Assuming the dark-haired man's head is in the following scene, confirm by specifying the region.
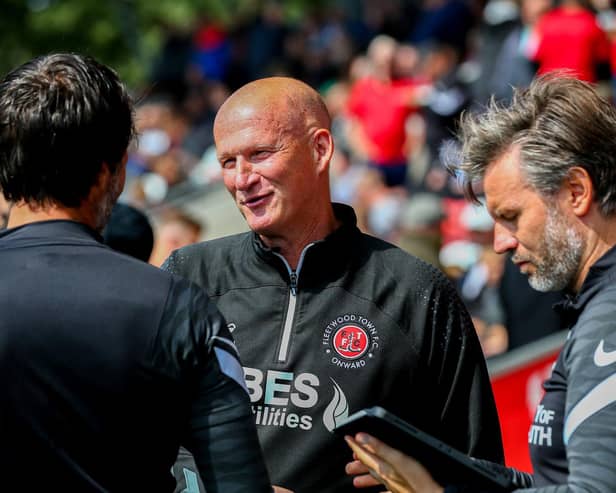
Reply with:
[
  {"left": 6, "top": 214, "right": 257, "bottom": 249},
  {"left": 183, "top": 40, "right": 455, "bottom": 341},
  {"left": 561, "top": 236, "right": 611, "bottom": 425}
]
[{"left": 0, "top": 53, "right": 134, "bottom": 230}]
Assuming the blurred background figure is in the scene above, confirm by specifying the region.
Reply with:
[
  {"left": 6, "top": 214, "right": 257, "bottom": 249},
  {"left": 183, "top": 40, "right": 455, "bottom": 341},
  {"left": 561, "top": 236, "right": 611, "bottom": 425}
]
[
  {"left": 460, "top": 247, "right": 509, "bottom": 358},
  {"left": 102, "top": 202, "right": 155, "bottom": 263},
  {"left": 346, "top": 35, "right": 427, "bottom": 188},
  {"left": 529, "top": 0, "right": 611, "bottom": 83},
  {"left": 395, "top": 192, "right": 445, "bottom": 269},
  {"left": 499, "top": 253, "right": 564, "bottom": 351},
  {"left": 149, "top": 209, "right": 203, "bottom": 267},
  {"left": 472, "top": 0, "right": 552, "bottom": 104},
  {"left": 353, "top": 167, "right": 406, "bottom": 241},
  {"left": 469, "top": 0, "right": 521, "bottom": 105}
]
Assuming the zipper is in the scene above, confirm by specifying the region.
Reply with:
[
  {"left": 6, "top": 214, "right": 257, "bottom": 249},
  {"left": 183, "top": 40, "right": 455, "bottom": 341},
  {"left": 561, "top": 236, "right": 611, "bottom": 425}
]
[{"left": 274, "top": 244, "right": 313, "bottom": 363}]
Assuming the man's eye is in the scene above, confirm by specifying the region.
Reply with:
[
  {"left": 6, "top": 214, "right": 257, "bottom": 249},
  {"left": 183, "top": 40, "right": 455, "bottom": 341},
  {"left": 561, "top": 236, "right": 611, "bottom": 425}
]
[
  {"left": 221, "top": 158, "right": 236, "bottom": 169},
  {"left": 253, "top": 150, "right": 271, "bottom": 160}
]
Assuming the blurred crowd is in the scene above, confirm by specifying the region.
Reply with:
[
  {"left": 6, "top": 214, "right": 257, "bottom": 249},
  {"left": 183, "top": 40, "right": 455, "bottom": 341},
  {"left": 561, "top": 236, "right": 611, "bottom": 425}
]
[{"left": 115, "top": 0, "right": 616, "bottom": 358}]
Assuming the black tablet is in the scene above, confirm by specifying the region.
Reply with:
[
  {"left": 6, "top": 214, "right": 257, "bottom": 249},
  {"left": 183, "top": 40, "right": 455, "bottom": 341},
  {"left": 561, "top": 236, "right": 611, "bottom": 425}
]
[{"left": 333, "top": 406, "right": 513, "bottom": 491}]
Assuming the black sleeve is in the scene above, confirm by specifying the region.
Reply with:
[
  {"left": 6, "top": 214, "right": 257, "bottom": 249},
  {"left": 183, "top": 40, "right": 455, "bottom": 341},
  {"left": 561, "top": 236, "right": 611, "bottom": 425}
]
[
  {"left": 520, "top": 289, "right": 616, "bottom": 493},
  {"left": 184, "top": 350, "right": 272, "bottom": 493},
  {"left": 426, "top": 274, "right": 505, "bottom": 464},
  {"left": 159, "top": 278, "right": 272, "bottom": 493}
]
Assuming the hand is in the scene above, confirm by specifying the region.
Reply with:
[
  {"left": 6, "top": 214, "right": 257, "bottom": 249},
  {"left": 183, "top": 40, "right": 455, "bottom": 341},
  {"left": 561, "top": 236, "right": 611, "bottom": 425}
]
[
  {"left": 344, "top": 433, "right": 444, "bottom": 493},
  {"left": 272, "top": 486, "right": 294, "bottom": 493},
  {"left": 345, "top": 455, "right": 382, "bottom": 489}
]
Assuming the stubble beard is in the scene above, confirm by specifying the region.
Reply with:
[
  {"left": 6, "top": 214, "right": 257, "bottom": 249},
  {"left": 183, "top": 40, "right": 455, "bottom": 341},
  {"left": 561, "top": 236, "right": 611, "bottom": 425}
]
[{"left": 524, "top": 207, "right": 584, "bottom": 292}]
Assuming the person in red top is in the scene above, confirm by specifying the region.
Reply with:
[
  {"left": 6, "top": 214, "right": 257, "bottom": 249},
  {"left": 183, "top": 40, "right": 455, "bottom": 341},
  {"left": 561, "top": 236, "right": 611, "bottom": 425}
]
[
  {"left": 529, "top": 0, "right": 611, "bottom": 82},
  {"left": 346, "top": 36, "right": 428, "bottom": 188}
]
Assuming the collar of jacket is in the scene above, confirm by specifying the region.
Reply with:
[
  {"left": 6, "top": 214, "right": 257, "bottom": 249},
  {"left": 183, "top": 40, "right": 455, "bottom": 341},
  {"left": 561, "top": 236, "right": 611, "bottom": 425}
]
[
  {"left": 0, "top": 219, "right": 104, "bottom": 246},
  {"left": 553, "top": 243, "right": 616, "bottom": 326},
  {"left": 249, "top": 203, "right": 361, "bottom": 283}
]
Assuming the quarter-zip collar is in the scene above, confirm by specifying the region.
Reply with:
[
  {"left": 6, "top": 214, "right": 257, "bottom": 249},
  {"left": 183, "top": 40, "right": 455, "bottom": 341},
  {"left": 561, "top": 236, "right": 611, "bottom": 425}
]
[
  {"left": 249, "top": 203, "right": 360, "bottom": 287},
  {"left": 554, "top": 244, "right": 616, "bottom": 329}
]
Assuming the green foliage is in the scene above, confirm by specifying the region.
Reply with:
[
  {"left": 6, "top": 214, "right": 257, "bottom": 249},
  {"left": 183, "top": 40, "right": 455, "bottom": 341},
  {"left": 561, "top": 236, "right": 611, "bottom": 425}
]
[
  {"left": 0, "top": 0, "right": 321, "bottom": 89},
  {"left": 1, "top": 0, "right": 145, "bottom": 86}
]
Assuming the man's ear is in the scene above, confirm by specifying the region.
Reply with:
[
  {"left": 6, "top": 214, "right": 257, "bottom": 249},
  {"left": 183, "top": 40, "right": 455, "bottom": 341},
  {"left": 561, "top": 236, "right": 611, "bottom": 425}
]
[
  {"left": 312, "top": 128, "right": 334, "bottom": 175},
  {"left": 97, "top": 152, "right": 128, "bottom": 196},
  {"left": 565, "top": 166, "right": 593, "bottom": 217}
]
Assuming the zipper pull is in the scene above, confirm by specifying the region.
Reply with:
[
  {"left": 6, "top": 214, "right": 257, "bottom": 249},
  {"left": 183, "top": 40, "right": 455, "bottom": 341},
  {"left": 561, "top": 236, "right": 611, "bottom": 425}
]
[{"left": 290, "top": 271, "right": 298, "bottom": 296}]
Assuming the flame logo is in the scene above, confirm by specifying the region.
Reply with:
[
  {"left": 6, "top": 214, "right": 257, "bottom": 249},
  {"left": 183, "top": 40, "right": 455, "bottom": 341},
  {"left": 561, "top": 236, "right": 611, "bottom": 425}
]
[{"left": 322, "top": 378, "right": 349, "bottom": 432}]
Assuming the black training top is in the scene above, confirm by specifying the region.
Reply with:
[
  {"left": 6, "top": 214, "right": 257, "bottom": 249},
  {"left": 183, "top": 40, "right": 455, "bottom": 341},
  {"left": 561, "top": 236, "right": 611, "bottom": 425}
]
[
  {"left": 0, "top": 220, "right": 271, "bottom": 492},
  {"left": 164, "top": 203, "right": 504, "bottom": 493},
  {"left": 523, "top": 245, "right": 616, "bottom": 492}
]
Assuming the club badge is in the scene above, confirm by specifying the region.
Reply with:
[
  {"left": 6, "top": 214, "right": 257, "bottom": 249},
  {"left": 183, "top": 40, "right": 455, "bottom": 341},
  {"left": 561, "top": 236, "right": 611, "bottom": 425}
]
[{"left": 322, "top": 314, "right": 380, "bottom": 369}]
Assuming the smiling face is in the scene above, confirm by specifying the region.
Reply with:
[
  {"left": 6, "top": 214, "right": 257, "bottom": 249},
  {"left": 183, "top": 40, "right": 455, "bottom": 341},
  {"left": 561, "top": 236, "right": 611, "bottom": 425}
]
[
  {"left": 484, "top": 146, "right": 584, "bottom": 292},
  {"left": 213, "top": 78, "right": 334, "bottom": 249}
]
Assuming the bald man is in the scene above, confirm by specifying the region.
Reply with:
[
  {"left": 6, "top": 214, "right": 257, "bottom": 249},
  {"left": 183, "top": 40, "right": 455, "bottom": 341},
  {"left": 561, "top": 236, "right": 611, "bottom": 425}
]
[{"left": 163, "top": 77, "right": 504, "bottom": 493}]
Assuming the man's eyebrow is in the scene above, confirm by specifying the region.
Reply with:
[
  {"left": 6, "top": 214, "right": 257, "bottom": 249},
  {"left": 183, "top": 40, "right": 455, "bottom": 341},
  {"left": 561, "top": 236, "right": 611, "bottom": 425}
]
[{"left": 492, "top": 205, "right": 518, "bottom": 219}]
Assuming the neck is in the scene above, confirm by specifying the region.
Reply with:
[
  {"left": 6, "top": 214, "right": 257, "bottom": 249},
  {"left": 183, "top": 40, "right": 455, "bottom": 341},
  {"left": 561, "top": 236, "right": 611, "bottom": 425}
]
[
  {"left": 260, "top": 206, "right": 341, "bottom": 270},
  {"left": 7, "top": 201, "right": 99, "bottom": 231},
  {"left": 573, "top": 213, "right": 616, "bottom": 292}
]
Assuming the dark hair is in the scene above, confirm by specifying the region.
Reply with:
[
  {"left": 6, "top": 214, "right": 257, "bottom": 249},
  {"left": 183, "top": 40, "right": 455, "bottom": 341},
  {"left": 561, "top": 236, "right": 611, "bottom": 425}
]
[
  {"left": 0, "top": 52, "right": 134, "bottom": 207},
  {"left": 452, "top": 73, "right": 616, "bottom": 216}
]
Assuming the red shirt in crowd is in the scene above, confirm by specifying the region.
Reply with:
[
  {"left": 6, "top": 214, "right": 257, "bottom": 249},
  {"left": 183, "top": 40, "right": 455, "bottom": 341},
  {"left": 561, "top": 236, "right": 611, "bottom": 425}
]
[
  {"left": 530, "top": 6, "right": 610, "bottom": 82},
  {"left": 346, "top": 77, "right": 420, "bottom": 164}
]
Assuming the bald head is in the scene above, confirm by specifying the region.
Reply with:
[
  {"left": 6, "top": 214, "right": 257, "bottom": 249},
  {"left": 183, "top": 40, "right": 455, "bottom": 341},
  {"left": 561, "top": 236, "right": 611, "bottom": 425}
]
[
  {"left": 212, "top": 76, "right": 337, "bottom": 260},
  {"left": 214, "top": 77, "right": 331, "bottom": 136}
]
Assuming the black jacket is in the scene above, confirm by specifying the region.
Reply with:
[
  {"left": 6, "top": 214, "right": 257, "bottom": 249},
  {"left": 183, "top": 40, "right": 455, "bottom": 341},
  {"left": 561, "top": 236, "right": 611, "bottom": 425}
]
[
  {"left": 525, "top": 245, "right": 616, "bottom": 492},
  {"left": 164, "top": 204, "right": 504, "bottom": 493},
  {"left": 0, "top": 220, "right": 271, "bottom": 492}
]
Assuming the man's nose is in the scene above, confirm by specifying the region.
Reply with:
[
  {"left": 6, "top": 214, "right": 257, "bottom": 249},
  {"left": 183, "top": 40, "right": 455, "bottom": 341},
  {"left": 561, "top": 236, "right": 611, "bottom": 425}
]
[
  {"left": 493, "top": 222, "right": 518, "bottom": 254},
  {"left": 235, "top": 158, "right": 258, "bottom": 190}
]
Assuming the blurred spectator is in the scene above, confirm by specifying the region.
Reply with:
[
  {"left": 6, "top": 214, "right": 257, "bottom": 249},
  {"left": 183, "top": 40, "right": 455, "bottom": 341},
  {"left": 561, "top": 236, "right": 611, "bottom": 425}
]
[
  {"left": 415, "top": 42, "right": 471, "bottom": 195},
  {"left": 395, "top": 192, "right": 445, "bottom": 268},
  {"left": 245, "top": 1, "right": 288, "bottom": 80},
  {"left": 346, "top": 35, "right": 427, "bottom": 187},
  {"left": 438, "top": 239, "right": 482, "bottom": 280},
  {"left": 149, "top": 209, "right": 203, "bottom": 267},
  {"left": 409, "top": 0, "right": 476, "bottom": 58},
  {"left": 323, "top": 79, "right": 353, "bottom": 157},
  {"left": 148, "top": 22, "right": 193, "bottom": 101},
  {"left": 460, "top": 199, "right": 495, "bottom": 246},
  {"left": 124, "top": 96, "right": 194, "bottom": 205},
  {"left": 529, "top": 0, "right": 611, "bottom": 82},
  {"left": 593, "top": 0, "right": 616, "bottom": 98},
  {"left": 102, "top": 203, "right": 154, "bottom": 263},
  {"left": 488, "top": 0, "right": 552, "bottom": 102},
  {"left": 438, "top": 200, "right": 494, "bottom": 278},
  {"left": 460, "top": 247, "right": 509, "bottom": 358},
  {"left": 448, "top": 202, "right": 508, "bottom": 357},
  {"left": 181, "top": 81, "right": 230, "bottom": 160},
  {"left": 189, "top": 18, "right": 231, "bottom": 83},
  {"left": 499, "top": 252, "right": 564, "bottom": 350},
  {"left": 353, "top": 167, "right": 406, "bottom": 240},
  {"left": 469, "top": 0, "right": 522, "bottom": 104},
  {"left": 329, "top": 148, "right": 368, "bottom": 206}
]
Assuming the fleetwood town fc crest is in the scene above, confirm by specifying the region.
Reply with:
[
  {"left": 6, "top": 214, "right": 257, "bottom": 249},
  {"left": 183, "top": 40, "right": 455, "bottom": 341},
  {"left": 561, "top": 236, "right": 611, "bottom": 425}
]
[{"left": 322, "top": 314, "right": 380, "bottom": 369}]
